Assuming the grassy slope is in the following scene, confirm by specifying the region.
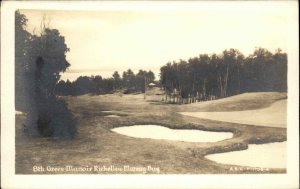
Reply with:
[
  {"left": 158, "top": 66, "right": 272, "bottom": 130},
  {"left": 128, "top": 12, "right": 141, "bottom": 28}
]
[
  {"left": 15, "top": 91, "right": 287, "bottom": 174},
  {"left": 179, "top": 92, "right": 287, "bottom": 112}
]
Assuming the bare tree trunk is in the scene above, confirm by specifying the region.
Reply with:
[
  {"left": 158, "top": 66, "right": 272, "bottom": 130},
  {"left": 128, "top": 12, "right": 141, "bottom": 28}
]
[
  {"left": 224, "top": 65, "right": 229, "bottom": 97},
  {"left": 203, "top": 78, "right": 207, "bottom": 100},
  {"left": 218, "top": 76, "right": 223, "bottom": 97},
  {"left": 164, "top": 87, "right": 168, "bottom": 102},
  {"left": 237, "top": 65, "right": 241, "bottom": 94},
  {"left": 144, "top": 76, "right": 146, "bottom": 100}
]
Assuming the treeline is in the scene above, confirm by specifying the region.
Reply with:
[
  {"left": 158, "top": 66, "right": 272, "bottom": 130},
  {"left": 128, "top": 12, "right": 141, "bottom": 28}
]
[
  {"left": 15, "top": 11, "right": 76, "bottom": 138},
  {"left": 160, "top": 48, "right": 287, "bottom": 103},
  {"left": 55, "top": 69, "right": 156, "bottom": 96}
]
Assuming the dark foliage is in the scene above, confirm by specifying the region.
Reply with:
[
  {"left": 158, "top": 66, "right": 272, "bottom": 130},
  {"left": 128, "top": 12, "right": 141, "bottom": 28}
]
[
  {"left": 15, "top": 11, "right": 76, "bottom": 139},
  {"left": 55, "top": 69, "right": 156, "bottom": 96},
  {"left": 160, "top": 48, "right": 287, "bottom": 103}
]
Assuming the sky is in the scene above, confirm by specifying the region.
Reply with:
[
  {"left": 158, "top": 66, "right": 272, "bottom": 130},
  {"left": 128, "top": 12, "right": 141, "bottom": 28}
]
[{"left": 20, "top": 2, "right": 292, "bottom": 81}]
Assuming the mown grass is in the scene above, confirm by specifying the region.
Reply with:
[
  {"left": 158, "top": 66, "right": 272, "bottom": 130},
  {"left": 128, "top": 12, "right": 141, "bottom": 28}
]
[{"left": 15, "top": 91, "right": 287, "bottom": 174}]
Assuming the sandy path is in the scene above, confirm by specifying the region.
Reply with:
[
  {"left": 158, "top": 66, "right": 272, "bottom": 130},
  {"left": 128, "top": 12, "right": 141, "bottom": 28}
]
[{"left": 180, "top": 100, "right": 287, "bottom": 128}]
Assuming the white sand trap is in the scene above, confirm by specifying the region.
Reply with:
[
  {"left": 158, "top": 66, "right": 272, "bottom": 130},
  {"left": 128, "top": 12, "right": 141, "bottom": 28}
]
[
  {"left": 15, "top": 111, "right": 24, "bottom": 115},
  {"left": 111, "top": 125, "right": 233, "bottom": 143},
  {"left": 205, "top": 142, "right": 286, "bottom": 168},
  {"left": 105, "top": 115, "right": 120, "bottom": 118},
  {"left": 180, "top": 100, "right": 286, "bottom": 127}
]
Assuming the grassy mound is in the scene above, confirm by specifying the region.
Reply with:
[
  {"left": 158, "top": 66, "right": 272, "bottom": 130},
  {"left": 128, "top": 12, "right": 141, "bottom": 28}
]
[{"left": 181, "top": 92, "right": 287, "bottom": 112}]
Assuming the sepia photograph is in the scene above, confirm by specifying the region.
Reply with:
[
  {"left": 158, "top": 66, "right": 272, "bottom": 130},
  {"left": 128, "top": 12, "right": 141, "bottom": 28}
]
[{"left": 1, "top": 1, "right": 299, "bottom": 188}]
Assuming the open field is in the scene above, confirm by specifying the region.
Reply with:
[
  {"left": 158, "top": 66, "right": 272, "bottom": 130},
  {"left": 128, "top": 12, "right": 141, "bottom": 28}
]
[{"left": 15, "top": 90, "right": 287, "bottom": 174}]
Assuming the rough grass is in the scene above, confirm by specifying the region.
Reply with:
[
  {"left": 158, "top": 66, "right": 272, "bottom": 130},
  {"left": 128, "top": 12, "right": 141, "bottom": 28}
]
[
  {"left": 15, "top": 91, "right": 287, "bottom": 174},
  {"left": 180, "top": 92, "right": 287, "bottom": 112}
]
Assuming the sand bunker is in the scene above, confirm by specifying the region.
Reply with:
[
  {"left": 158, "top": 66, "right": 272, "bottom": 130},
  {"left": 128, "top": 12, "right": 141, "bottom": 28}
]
[
  {"left": 111, "top": 125, "right": 233, "bottom": 142},
  {"left": 180, "top": 100, "right": 286, "bottom": 128},
  {"left": 15, "top": 111, "right": 24, "bottom": 115},
  {"left": 105, "top": 115, "right": 121, "bottom": 118},
  {"left": 205, "top": 141, "right": 286, "bottom": 168}
]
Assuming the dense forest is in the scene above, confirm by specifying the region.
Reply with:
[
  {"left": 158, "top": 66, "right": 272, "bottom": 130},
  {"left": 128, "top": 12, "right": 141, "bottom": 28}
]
[
  {"left": 55, "top": 70, "right": 156, "bottom": 96},
  {"left": 15, "top": 11, "right": 76, "bottom": 138},
  {"left": 56, "top": 47, "right": 287, "bottom": 105},
  {"left": 160, "top": 48, "right": 287, "bottom": 103}
]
